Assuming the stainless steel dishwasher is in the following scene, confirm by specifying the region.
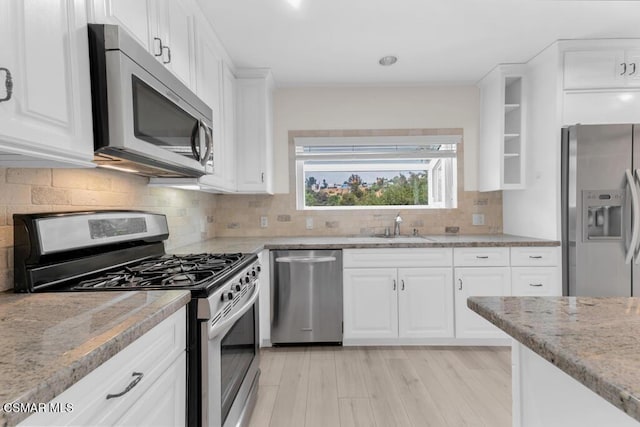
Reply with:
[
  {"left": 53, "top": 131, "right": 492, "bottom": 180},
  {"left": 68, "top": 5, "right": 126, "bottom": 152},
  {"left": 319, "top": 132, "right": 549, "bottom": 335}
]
[{"left": 270, "top": 249, "right": 343, "bottom": 345}]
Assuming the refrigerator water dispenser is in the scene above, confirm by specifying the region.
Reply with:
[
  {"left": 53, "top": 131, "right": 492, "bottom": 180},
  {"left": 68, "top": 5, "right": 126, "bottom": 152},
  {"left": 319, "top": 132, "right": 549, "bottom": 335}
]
[{"left": 582, "top": 190, "right": 624, "bottom": 241}]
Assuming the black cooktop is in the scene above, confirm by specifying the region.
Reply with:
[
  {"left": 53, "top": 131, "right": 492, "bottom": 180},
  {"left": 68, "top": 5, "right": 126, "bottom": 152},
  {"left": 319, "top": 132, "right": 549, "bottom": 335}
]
[{"left": 70, "top": 252, "right": 255, "bottom": 296}]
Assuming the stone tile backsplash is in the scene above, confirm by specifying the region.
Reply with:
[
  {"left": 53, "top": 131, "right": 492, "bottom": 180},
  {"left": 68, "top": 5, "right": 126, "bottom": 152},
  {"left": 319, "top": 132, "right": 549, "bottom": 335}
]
[{"left": 0, "top": 167, "right": 217, "bottom": 292}]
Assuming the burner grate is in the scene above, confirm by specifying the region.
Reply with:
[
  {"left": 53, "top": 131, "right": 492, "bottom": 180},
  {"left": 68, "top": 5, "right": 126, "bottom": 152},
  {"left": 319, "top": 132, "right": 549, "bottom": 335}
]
[{"left": 72, "top": 253, "right": 246, "bottom": 290}]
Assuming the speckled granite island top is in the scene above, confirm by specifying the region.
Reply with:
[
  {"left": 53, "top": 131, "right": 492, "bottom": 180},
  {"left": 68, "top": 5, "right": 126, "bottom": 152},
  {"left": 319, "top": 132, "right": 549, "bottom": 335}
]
[
  {"left": 0, "top": 290, "right": 190, "bottom": 427},
  {"left": 172, "top": 234, "right": 559, "bottom": 254},
  {"left": 468, "top": 296, "right": 640, "bottom": 423}
]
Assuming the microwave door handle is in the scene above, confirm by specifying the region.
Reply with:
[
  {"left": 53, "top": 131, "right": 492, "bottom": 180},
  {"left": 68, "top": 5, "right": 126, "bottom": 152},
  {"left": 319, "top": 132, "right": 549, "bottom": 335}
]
[
  {"left": 201, "top": 122, "right": 213, "bottom": 166},
  {"left": 190, "top": 121, "right": 201, "bottom": 161},
  {"left": 626, "top": 169, "right": 640, "bottom": 264}
]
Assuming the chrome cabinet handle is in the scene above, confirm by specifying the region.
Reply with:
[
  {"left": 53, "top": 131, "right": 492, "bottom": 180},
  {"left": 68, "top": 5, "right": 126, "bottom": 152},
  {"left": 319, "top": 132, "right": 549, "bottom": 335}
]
[
  {"left": 476, "top": 255, "right": 489, "bottom": 259},
  {"left": 529, "top": 283, "right": 543, "bottom": 287},
  {"left": 630, "top": 63, "right": 637, "bottom": 76},
  {"left": 0, "top": 68, "right": 13, "bottom": 103},
  {"left": 393, "top": 279, "right": 396, "bottom": 291},
  {"left": 401, "top": 280, "right": 405, "bottom": 291},
  {"left": 529, "top": 255, "right": 542, "bottom": 259},
  {"left": 106, "top": 372, "right": 143, "bottom": 399},
  {"left": 153, "top": 37, "right": 163, "bottom": 56},
  {"left": 162, "top": 46, "right": 171, "bottom": 64},
  {"left": 261, "top": 172, "right": 265, "bottom": 183},
  {"left": 621, "top": 63, "right": 628, "bottom": 75},
  {"left": 458, "top": 278, "right": 463, "bottom": 290}
]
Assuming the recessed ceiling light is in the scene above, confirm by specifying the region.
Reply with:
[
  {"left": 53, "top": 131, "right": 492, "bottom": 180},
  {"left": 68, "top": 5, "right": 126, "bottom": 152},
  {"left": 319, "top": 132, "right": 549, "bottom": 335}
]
[
  {"left": 287, "top": 0, "right": 302, "bottom": 8},
  {"left": 379, "top": 55, "right": 398, "bottom": 66}
]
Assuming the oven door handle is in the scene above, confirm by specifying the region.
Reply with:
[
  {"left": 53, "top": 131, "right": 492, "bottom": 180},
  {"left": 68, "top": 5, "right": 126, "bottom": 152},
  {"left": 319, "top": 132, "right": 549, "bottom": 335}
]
[{"left": 208, "top": 283, "right": 259, "bottom": 340}]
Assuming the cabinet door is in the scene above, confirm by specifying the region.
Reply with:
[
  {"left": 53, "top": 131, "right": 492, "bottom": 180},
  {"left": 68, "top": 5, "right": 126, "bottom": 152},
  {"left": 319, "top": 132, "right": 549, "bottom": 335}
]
[
  {"left": 564, "top": 50, "right": 626, "bottom": 90},
  {"left": 454, "top": 267, "right": 510, "bottom": 339},
  {"left": 89, "top": 0, "right": 155, "bottom": 53},
  {"left": 114, "top": 352, "right": 186, "bottom": 427},
  {"left": 222, "top": 64, "right": 237, "bottom": 189},
  {"left": 158, "top": 0, "right": 196, "bottom": 89},
  {"left": 398, "top": 268, "right": 454, "bottom": 339},
  {"left": 235, "top": 72, "right": 274, "bottom": 194},
  {"left": 625, "top": 50, "right": 640, "bottom": 87},
  {"left": 343, "top": 268, "right": 397, "bottom": 340},
  {"left": 0, "top": 0, "right": 94, "bottom": 167},
  {"left": 195, "top": 20, "right": 226, "bottom": 188}
]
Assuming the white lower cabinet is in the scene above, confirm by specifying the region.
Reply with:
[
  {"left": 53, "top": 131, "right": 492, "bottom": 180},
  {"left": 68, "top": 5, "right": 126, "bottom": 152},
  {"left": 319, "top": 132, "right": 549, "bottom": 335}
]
[
  {"left": 398, "top": 268, "right": 454, "bottom": 339},
  {"left": 343, "top": 267, "right": 454, "bottom": 341},
  {"left": 453, "top": 267, "right": 511, "bottom": 339},
  {"left": 343, "top": 249, "right": 454, "bottom": 343},
  {"left": 19, "top": 307, "right": 187, "bottom": 427},
  {"left": 343, "top": 268, "right": 398, "bottom": 340}
]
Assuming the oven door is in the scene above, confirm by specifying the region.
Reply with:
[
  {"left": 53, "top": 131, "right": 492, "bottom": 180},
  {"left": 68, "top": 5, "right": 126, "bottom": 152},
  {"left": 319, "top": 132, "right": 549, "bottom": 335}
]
[{"left": 204, "top": 289, "right": 260, "bottom": 427}]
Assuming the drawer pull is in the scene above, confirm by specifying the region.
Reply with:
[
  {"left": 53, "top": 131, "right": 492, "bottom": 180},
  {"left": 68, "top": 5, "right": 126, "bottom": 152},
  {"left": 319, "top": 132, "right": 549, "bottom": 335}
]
[
  {"left": 475, "top": 255, "right": 489, "bottom": 259},
  {"left": 458, "top": 278, "right": 463, "bottom": 290},
  {"left": 529, "top": 283, "right": 544, "bottom": 287},
  {"left": 529, "top": 255, "right": 543, "bottom": 259},
  {"left": 106, "top": 372, "right": 144, "bottom": 400}
]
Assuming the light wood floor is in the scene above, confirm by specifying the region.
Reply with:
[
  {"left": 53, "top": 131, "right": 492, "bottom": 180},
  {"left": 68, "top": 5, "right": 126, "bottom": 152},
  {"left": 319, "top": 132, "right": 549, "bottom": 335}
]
[{"left": 247, "top": 346, "right": 511, "bottom": 427}]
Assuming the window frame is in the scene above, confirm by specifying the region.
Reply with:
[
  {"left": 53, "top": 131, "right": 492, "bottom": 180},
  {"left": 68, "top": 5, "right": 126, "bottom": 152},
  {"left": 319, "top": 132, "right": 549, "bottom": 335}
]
[{"left": 293, "top": 133, "right": 460, "bottom": 211}]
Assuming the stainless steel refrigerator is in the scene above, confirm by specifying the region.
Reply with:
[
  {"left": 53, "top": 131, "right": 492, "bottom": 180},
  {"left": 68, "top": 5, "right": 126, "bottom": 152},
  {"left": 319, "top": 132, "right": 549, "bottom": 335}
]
[{"left": 562, "top": 124, "right": 640, "bottom": 296}]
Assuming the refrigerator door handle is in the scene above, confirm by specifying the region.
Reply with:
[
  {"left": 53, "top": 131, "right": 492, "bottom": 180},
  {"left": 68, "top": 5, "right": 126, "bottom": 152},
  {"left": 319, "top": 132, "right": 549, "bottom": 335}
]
[
  {"left": 634, "top": 169, "right": 640, "bottom": 264},
  {"left": 625, "top": 169, "right": 640, "bottom": 264}
]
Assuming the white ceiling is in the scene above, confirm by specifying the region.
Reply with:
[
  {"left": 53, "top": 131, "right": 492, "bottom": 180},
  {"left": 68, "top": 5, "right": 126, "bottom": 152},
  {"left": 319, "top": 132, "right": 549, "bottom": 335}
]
[{"left": 197, "top": 0, "right": 640, "bottom": 86}]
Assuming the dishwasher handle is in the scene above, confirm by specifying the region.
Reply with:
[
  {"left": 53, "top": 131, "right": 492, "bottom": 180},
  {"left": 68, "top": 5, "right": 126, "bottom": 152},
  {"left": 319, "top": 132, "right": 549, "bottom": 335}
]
[{"left": 275, "top": 256, "right": 337, "bottom": 263}]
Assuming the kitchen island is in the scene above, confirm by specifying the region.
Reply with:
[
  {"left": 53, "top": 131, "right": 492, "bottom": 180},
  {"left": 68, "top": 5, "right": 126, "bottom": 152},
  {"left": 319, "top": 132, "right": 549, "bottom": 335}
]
[
  {"left": 0, "top": 290, "right": 190, "bottom": 426},
  {"left": 468, "top": 296, "right": 640, "bottom": 427}
]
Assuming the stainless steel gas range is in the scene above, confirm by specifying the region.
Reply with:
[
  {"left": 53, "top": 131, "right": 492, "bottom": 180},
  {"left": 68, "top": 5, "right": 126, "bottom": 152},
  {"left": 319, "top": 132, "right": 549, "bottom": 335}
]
[{"left": 13, "top": 210, "right": 260, "bottom": 427}]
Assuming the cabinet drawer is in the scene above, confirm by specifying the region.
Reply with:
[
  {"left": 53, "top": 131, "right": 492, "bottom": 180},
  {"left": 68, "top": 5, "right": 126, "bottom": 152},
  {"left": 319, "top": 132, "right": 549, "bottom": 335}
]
[
  {"left": 512, "top": 267, "right": 560, "bottom": 296},
  {"left": 20, "top": 307, "right": 186, "bottom": 426},
  {"left": 453, "top": 248, "right": 509, "bottom": 267},
  {"left": 343, "top": 248, "right": 453, "bottom": 268},
  {"left": 511, "top": 246, "right": 559, "bottom": 266}
]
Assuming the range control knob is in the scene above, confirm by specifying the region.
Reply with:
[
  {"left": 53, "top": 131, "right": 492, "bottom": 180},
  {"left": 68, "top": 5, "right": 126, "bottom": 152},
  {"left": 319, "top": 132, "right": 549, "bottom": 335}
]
[
  {"left": 256, "top": 265, "right": 262, "bottom": 273},
  {"left": 233, "top": 283, "right": 242, "bottom": 292},
  {"left": 221, "top": 291, "right": 234, "bottom": 302},
  {"left": 250, "top": 270, "right": 257, "bottom": 277}
]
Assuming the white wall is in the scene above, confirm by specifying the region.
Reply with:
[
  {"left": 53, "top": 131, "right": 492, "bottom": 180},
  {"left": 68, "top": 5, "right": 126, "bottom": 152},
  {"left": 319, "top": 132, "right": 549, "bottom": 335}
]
[
  {"left": 503, "top": 46, "right": 563, "bottom": 240},
  {"left": 272, "top": 86, "right": 480, "bottom": 193}
]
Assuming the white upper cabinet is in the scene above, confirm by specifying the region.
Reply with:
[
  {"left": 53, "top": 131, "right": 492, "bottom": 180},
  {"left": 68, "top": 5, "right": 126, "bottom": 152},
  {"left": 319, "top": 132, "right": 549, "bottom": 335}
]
[
  {"left": 235, "top": 69, "right": 275, "bottom": 194},
  {"left": 564, "top": 48, "right": 640, "bottom": 90},
  {"left": 89, "top": 0, "right": 155, "bottom": 52},
  {"left": 194, "top": 16, "right": 230, "bottom": 191},
  {"left": 478, "top": 64, "right": 526, "bottom": 192},
  {"left": 154, "top": 0, "right": 197, "bottom": 89},
  {"left": 0, "top": 0, "right": 95, "bottom": 167},
  {"left": 89, "top": 0, "right": 197, "bottom": 89}
]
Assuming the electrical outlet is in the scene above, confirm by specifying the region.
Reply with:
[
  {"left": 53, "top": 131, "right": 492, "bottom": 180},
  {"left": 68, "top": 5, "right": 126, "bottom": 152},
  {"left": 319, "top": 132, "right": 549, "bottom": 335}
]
[
  {"left": 306, "top": 217, "right": 313, "bottom": 230},
  {"left": 260, "top": 216, "right": 268, "bottom": 228},
  {"left": 472, "top": 213, "right": 485, "bottom": 226}
]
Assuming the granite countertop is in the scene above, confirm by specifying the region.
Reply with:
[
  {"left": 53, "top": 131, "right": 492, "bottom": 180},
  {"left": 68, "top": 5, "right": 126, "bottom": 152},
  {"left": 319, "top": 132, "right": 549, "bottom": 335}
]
[
  {"left": 0, "top": 290, "right": 190, "bottom": 427},
  {"left": 467, "top": 296, "right": 640, "bottom": 423},
  {"left": 171, "top": 234, "right": 559, "bottom": 254}
]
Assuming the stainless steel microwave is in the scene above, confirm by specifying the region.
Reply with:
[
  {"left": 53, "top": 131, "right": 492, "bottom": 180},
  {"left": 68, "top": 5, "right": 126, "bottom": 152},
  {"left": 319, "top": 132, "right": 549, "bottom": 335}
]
[{"left": 87, "top": 24, "right": 213, "bottom": 177}]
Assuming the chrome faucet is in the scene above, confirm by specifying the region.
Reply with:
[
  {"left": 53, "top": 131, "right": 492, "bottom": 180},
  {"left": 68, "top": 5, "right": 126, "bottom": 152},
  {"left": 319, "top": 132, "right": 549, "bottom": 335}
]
[{"left": 394, "top": 213, "right": 403, "bottom": 236}]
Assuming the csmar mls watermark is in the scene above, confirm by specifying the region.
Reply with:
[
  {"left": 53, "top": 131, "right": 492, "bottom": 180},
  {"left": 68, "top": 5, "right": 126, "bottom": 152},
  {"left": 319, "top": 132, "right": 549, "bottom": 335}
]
[{"left": 2, "top": 402, "right": 74, "bottom": 414}]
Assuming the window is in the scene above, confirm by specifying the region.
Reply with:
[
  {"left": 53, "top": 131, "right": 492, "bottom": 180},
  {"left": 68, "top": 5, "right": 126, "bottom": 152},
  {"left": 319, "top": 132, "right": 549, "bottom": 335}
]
[{"left": 294, "top": 134, "right": 459, "bottom": 210}]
